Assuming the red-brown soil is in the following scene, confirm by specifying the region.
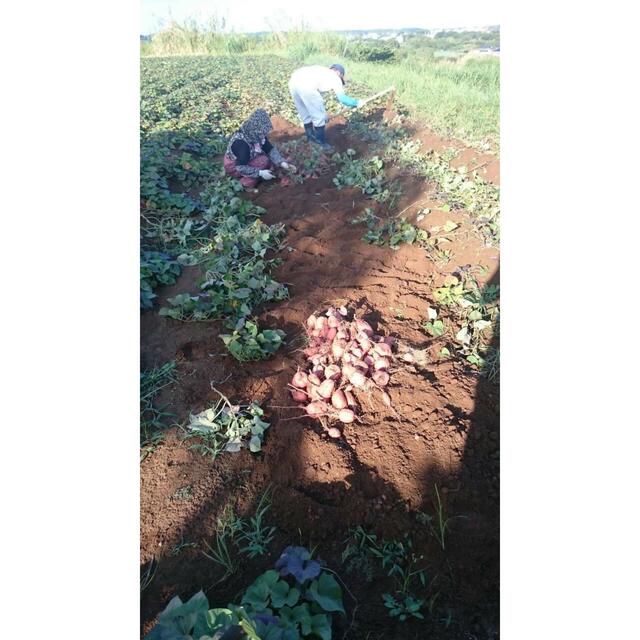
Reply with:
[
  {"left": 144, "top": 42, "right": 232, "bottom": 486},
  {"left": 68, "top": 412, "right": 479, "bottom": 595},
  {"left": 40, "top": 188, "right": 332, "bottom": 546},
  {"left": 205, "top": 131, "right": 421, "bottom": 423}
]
[
  {"left": 140, "top": 113, "right": 499, "bottom": 639},
  {"left": 409, "top": 125, "right": 499, "bottom": 186}
]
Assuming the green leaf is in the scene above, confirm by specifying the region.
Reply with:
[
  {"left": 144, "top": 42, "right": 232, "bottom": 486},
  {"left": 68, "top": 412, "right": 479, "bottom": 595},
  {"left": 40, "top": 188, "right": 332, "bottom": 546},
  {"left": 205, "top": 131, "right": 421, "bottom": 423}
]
[
  {"left": 261, "top": 330, "right": 283, "bottom": 343},
  {"left": 443, "top": 220, "right": 458, "bottom": 233},
  {"left": 249, "top": 435, "right": 262, "bottom": 452},
  {"left": 285, "top": 587, "right": 301, "bottom": 608},
  {"left": 429, "top": 319, "right": 445, "bottom": 336},
  {"left": 271, "top": 579, "right": 296, "bottom": 608},
  {"left": 251, "top": 417, "right": 270, "bottom": 435},
  {"left": 233, "top": 288, "right": 252, "bottom": 299},
  {"left": 291, "top": 603, "right": 312, "bottom": 624},
  {"left": 177, "top": 253, "right": 199, "bottom": 266},
  {"left": 151, "top": 590, "right": 210, "bottom": 638},
  {"left": 159, "top": 307, "right": 181, "bottom": 319},
  {"left": 252, "top": 414, "right": 269, "bottom": 427},
  {"left": 306, "top": 573, "right": 345, "bottom": 614},
  {"left": 203, "top": 608, "right": 237, "bottom": 635},
  {"left": 166, "top": 293, "right": 193, "bottom": 306},
  {"left": 242, "top": 570, "right": 279, "bottom": 611},
  {"left": 309, "top": 613, "right": 332, "bottom": 640}
]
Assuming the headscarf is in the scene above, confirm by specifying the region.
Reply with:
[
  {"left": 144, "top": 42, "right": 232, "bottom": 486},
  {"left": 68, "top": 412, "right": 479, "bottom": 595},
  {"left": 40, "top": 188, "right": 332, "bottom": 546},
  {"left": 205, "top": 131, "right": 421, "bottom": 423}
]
[
  {"left": 239, "top": 109, "right": 272, "bottom": 143},
  {"left": 226, "top": 109, "right": 273, "bottom": 161}
]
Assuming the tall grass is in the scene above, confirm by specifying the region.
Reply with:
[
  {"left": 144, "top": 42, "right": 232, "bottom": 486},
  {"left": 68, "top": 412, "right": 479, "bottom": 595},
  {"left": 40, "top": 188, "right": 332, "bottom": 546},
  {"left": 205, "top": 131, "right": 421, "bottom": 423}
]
[
  {"left": 142, "top": 20, "right": 254, "bottom": 55},
  {"left": 307, "top": 53, "right": 499, "bottom": 150},
  {"left": 142, "top": 21, "right": 347, "bottom": 60}
]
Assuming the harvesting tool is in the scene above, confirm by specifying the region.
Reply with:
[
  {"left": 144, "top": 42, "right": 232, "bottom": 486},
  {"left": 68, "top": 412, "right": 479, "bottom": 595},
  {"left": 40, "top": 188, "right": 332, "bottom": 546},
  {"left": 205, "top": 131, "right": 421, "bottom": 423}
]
[
  {"left": 326, "top": 86, "right": 396, "bottom": 123},
  {"left": 356, "top": 85, "right": 396, "bottom": 111}
]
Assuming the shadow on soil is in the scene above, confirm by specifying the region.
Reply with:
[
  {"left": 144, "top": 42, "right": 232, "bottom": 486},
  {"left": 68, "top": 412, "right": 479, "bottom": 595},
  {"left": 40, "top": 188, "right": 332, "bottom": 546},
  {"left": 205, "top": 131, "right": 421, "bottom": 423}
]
[{"left": 140, "top": 112, "right": 499, "bottom": 640}]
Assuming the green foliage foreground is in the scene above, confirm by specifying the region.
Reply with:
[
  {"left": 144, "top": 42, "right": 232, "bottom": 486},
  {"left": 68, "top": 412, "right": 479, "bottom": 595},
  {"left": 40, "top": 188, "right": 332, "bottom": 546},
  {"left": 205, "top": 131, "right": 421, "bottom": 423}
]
[{"left": 145, "top": 546, "right": 344, "bottom": 640}]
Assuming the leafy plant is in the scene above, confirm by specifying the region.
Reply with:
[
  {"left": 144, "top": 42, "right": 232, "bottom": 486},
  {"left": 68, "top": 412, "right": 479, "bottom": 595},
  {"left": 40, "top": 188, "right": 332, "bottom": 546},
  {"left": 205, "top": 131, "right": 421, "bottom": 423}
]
[
  {"left": 220, "top": 318, "right": 286, "bottom": 362},
  {"left": 237, "top": 489, "right": 277, "bottom": 558},
  {"left": 351, "top": 208, "right": 427, "bottom": 250},
  {"left": 341, "top": 529, "right": 376, "bottom": 582},
  {"left": 275, "top": 547, "right": 322, "bottom": 583},
  {"left": 349, "top": 207, "right": 379, "bottom": 228},
  {"left": 152, "top": 545, "right": 345, "bottom": 640},
  {"left": 278, "top": 139, "right": 332, "bottom": 182},
  {"left": 418, "top": 220, "right": 459, "bottom": 266},
  {"left": 145, "top": 590, "right": 211, "bottom": 639},
  {"left": 203, "top": 491, "right": 277, "bottom": 584},
  {"left": 372, "top": 537, "right": 427, "bottom": 596},
  {"left": 433, "top": 274, "right": 465, "bottom": 307},
  {"left": 160, "top": 259, "right": 288, "bottom": 323},
  {"left": 382, "top": 593, "right": 425, "bottom": 622},
  {"left": 170, "top": 535, "right": 199, "bottom": 557},
  {"left": 342, "top": 527, "right": 428, "bottom": 623},
  {"left": 147, "top": 173, "right": 288, "bottom": 328},
  {"left": 416, "top": 485, "right": 455, "bottom": 551},
  {"left": 345, "top": 113, "right": 408, "bottom": 147},
  {"left": 333, "top": 150, "right": 387, "bottom": 198},
  {"left": 483, "top": 345, "right": 500, "bottom": 383},
  {"left": 184, "top": 388, "right": 271, "bottom": 459},
  {"left": 345, "top": 40, "right": 398, "bottom": 63},
  {"left": 422, "top": 307, "right": 446, "bottom": 337},
  {"left": 202, "top": 504, "right": 243, "bottom": 581},
  {"left": 365, "top": 218, "right": 421, "bottom": 249},
  {"left": 432, "top": 273, "right": 500, "bottom": 371},
  {"left": 159, "top": 212, "right": 288, "bottom": 318},
  {"left": 141, "top": 250, "right": 182, "bottom": 309},
  {"left": 144, "top": 589, "right": 258, "bottom": 640},
  {"left": 140, "top": 360, "right": 178, "bottom": 453},
  {"left": 386, "top": 140, "right": 500, "bottom": 245},
  {"left": 241, "top": 553, "right": 345, "bottom": 639}
]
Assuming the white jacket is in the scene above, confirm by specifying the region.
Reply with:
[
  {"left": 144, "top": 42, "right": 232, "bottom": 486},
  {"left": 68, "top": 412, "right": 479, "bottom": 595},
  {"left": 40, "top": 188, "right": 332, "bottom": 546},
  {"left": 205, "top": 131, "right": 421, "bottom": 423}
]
[{"left": 289, "top": 65, "right": 344, "bottom": 94}]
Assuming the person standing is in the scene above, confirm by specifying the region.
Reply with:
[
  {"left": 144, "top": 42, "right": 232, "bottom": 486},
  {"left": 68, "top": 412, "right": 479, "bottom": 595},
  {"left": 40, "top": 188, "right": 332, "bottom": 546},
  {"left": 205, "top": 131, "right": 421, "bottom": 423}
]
[
  {"left": 223, "top": 109, "right": 296, "bottom": 189},
  {"left": 288, "top": 64, "right": 362, "bottom": 151}
]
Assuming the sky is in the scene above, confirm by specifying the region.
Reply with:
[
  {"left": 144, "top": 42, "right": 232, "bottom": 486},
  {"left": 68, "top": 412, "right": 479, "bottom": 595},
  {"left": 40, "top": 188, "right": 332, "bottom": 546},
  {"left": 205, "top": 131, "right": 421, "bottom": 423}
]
[{"left": 141, "top": 0, "right": 500, "bottom": 35}]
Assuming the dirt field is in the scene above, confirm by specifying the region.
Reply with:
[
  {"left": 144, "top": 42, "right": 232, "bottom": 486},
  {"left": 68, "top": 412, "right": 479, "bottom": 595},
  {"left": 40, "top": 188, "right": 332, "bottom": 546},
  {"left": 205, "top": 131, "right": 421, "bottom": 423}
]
[{"left": 141, "top": 112, "right": 500, "bottom": 639}]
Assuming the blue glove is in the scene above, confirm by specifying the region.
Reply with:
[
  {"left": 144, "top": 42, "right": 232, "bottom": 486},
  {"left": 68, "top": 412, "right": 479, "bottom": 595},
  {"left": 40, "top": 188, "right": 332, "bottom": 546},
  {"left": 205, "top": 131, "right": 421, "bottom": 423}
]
[{"left": 337, "top": 92, "right": 359, "bottom": 108}]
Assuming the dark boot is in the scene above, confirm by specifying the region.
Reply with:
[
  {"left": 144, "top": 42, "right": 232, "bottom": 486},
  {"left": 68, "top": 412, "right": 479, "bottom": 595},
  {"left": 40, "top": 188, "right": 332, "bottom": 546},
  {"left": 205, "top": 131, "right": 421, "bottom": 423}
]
[
  {"left": 311, "top": 125, "right": 333, "bottom": 152},
  {"left": 303, "top": 122, "right": 315, "bottom": 141}
]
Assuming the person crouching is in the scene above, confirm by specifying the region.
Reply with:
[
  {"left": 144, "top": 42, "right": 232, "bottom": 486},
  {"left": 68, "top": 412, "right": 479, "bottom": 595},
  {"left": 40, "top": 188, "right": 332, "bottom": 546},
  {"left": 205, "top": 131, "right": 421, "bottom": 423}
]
[{"left": 223, "top": 109, "right": 296, "bottom": 189}]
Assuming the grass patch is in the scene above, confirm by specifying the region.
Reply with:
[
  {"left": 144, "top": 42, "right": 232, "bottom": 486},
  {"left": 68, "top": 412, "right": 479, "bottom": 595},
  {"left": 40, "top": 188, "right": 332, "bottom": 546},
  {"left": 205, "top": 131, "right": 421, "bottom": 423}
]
[
  {"left": 140, "top": 361, "right": 179, "bottom": 457},
  {"left": 306, "top": 53, "right": 499, "bottom": 151},
  {"left": 202, "top": 488, "right": 277, "bottom": 581}
]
